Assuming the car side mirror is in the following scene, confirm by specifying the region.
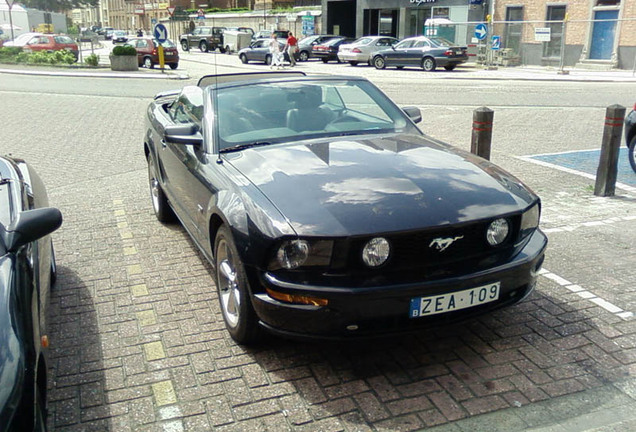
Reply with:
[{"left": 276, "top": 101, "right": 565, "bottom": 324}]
[
  {"left": 164, "top": 123, "right": 203, "bottom": 146},
  {"left": 402, "top": 106, "right": 422, "bottom": 124},
  {"left": 1, "top": 207, "right": 63, "bottom": 253}
]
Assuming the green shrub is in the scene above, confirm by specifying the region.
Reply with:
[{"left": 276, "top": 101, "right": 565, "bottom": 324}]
[
  {"left": 111, "top": 45, "right": 137, "bottom": 56},
  {"left": 0, "top": 47, "right": 23, "bottom": 59},
  {"left": 84, "top": 53, "right": 99, "bottom": 66}
]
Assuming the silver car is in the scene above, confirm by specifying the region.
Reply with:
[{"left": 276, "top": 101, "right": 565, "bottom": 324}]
[{"left": 337, "top": 36, "right": 399, "bottom": 66}]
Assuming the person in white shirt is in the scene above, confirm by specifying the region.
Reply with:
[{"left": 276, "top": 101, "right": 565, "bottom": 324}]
[{"left": 268, "top": 34, "right": 284, "bottom": 69}]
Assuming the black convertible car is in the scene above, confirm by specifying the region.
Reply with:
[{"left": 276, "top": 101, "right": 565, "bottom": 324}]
[
  {"left": 0, "top": 155, "right": 62, "bottom": 430},
  {"left": 144, "top": 72, "right": 547, "bottom": 343}
]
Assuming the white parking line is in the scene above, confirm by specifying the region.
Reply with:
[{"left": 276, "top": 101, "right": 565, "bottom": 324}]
[{"left": 539, "top": 268, "right": 633, "bottom": 320}]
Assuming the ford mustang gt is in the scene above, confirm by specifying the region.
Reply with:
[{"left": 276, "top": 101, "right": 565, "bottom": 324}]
[{"left": 144, "top": 72, "right": 547, "bottom": 343}]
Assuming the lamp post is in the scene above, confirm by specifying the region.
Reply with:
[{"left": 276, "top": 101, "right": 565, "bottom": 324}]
[{"left": 5, "top": 0, "right": 15, "bottom": 42}]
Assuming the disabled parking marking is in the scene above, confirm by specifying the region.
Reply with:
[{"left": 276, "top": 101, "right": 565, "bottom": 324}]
[
  {"left": 539, "top": 268, "right": 633, "bottom": 320},
  {"left": 518, "top": 148, "right": 636, "bottom": 193}
]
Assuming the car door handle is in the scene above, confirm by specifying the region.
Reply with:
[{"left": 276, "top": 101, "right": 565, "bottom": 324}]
[{"left": 160, "top": 139, "right": 167, "bottom": 148}]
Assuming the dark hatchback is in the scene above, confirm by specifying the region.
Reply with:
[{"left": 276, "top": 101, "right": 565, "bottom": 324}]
[
  {"left": 0, "top": 156, "right": 62, "bottom": 430},
  {"left": 144, "top": 72, "right": 547, "bottom": 343},
  {"left": 373, "top": 36, "right": 468, "bottom": 71},
  {"left": 311, "top": 37, "right": 355, "bottom": 63}
]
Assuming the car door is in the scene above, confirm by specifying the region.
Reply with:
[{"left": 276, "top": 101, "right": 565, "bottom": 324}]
[
  {"left": 384, "top": 39, "right": 413, "bottom": 65},
  {"left": 189, "top": 27, "right": 201, "bottom": 48},
  {"left": 252, "top": 40, "right": 267, "bottom": 62},
  {"left": 411, "top": 39, "right": 432, "bottom": 66}
]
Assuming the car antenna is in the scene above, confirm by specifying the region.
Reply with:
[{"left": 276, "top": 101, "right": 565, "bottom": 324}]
[{"left": 212, "top": 16, "right": 223, "bottom": 165}]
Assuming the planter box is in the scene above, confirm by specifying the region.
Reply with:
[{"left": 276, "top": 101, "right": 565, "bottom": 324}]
[{"left": 109, "top": 55, "right": 138, "bottom": 71}]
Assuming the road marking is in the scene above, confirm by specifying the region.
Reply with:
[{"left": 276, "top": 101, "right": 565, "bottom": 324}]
[
  {"left": 152, "top": 380, "right": 178, "bottom": 406},
  {"left": 539, "top": 268, "right": 633, "bottom": 320}
]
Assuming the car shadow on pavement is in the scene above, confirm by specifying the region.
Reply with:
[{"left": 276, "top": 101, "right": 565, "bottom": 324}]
[
  {"left": 241, "top": 283, "right": 632, "bottom": 429},
  {"left": 46, "top": 265, "right": 112, "bottom": 431}
]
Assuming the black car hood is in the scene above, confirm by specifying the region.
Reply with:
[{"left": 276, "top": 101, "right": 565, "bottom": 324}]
[{"left": 225, "top": 134, "right": 536, "bottom": 237}]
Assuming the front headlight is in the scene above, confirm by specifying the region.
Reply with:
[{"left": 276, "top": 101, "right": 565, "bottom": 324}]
[
  {"left": 362, "top": 237, "right": 390, "bottom": 267},
  {"left": 273, "top": 239, "right": 333, "bottom": 270},
  {"left": 520, "top": 203, "right": 540, "bottom": 239},
  {"left": 486, "top": 218, "right": 510, "bottom": 246}
]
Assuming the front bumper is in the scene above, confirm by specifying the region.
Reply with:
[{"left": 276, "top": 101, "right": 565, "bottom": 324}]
[{"left": 250, "top": 229, "right": 547, "bottom": 340}]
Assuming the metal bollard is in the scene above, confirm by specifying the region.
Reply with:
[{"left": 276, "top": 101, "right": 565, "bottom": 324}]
[
  {"left": 471, "top": 107, "right": 494, "bottom": 160},
  {"left": 594, "top": 104, "right": 625, "bottom": 197}
]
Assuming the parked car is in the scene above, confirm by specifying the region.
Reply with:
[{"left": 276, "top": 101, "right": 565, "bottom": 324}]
[
  {"left": 179, "top": 26, "right": 226, "bottom": 53},
  {"left": 127, "top": 37, "right": 179, "bottom": 69},
  {"left": 111, "top": 30, "right": 128, "bottom": 43},
  {"left": 144, "top": 72, "right": 547, "bottom": 343},
  {"left": 22, "top": 34, "right": 79, "bottom": 60},
  {"left": 338, "top": 35, "right": 399, "bottom": 66},
  {"left": 626, "top": 102, "right": 636, "bottom": 172},
  {"left": 3, "top": 32, "right": 42, "bottom": 47},
  {"left": 238, "top": 38, "right": 294, "bottom": 65},
  {"left": 104, "top": 28, "right": 115, "bottom": 40},
  {"left": 296, "top": 34, "right": 338, "bottom": 61},
  {"left": 372, "top": 36, "right": 468, "bottom": 71},
  {"left": 311, "top": 37, "right": 355, "bottom": 63},
  {"left": 0, "top": 155, "right": 62, "bottom": 430}
]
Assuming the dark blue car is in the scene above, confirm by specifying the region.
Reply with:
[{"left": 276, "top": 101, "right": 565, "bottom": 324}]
[
  {"left": 373, "top": 36, "right": 468, "bottom": 71},
  {"left": 0, "top": 155, "right": 62, "bottom": 431}
]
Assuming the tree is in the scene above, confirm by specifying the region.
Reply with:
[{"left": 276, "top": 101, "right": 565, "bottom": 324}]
[{"left": 18, "top": 0, "right": 99, "bottom": 13}]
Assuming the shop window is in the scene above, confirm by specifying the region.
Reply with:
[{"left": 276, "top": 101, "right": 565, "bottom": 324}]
[
  {"left": 504, "top": 6, "right": 523, "bottom": 54},
  {"left": 543, "top": 5, "right": 566, "bottom": 58},
  {"left": 595, "top": 0, "right": 620, "bottom": 5}
]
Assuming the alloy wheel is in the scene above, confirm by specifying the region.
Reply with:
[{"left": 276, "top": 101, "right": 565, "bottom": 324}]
[{"left": 217, "top": 239, "right": 241, "bottom": 328}]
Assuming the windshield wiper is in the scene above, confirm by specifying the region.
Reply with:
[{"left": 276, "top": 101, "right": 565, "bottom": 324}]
[{"left": 220, "top": 141, "right": 272, "bottom": 153}]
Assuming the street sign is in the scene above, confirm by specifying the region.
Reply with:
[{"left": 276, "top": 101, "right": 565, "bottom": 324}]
[
  {"left": 301, "top": 14, "right": 314, "bottom": 36},
  {"left": 474, "top": 23, "right": 487, "bottom": 40},
  {"left": 154, "top": 23, "right": 168, "bottom": 43},
  {"left": 166, "top": 6, "right": 175, "bottom": 16},
  {"left": 491, "top": 35, "right": 501, "bottom": 50}
]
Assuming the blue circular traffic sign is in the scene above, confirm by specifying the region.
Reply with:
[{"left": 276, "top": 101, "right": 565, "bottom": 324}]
[
  {"left": 475, "top": 23, "right": 488, "bottom": 40},
  {"left": 153, "top": 23, "right": 168, "bottom": 43}
]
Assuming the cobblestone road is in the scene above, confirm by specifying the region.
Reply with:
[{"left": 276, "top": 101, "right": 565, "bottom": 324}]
[{"left": 2, "top": 72, "right": 635, "bottom": 431}]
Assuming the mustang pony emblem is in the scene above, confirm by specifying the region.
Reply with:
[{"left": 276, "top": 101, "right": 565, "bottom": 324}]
[{"left": 429, "top": 235, "right": 464, "bottom": 252}]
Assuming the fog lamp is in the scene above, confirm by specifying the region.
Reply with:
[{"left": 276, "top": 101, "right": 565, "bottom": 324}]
[
  {"left": 486, "top": 218, "right": 510, "bottom": 246},
  {"left": 362, "top": 237, "right": 390, "bottom": 267},
  {"left": 277, "top": 240, "right": 310, "bottom": 269}
]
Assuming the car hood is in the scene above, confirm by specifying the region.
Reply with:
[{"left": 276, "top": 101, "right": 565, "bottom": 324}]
[{"left": 225, "top": 133, "right": 536, "bottom": 237}]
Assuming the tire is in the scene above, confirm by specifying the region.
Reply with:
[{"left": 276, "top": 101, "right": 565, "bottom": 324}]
[
  {"left": 396, "top": 66, "right": 404, "bottom": 70},
  {"left": 143, "top": 56, "right": 153, "bottom": 69},
  {"left": 199, "top": 41, "right": 208, "bottom": 52},
  {"left": 181, "top": 40, "right": 189, "bottom": 51},
  {"left": 299, "top": 50, "right": 309, "bottom": 62},
  {"left": 169, "top": 63, "right": 178, "bottom": 70},
  {"left": 225, "top": 46, "right": 231, "bottom": 54},
  {"left": 214, "top": 225, "right": 260, "bottom": 344},
  {"left": 265, "top": 54, "right": 272, "bottom": 65},
  {"left": 629, "top": 138, "right": 636, "bottom": 173},
  {"left": 321, "top": 57, "right": 329, "bottom": 63},
  {"left": 148, "top": 158, "right": 175, "bottom": 223},
  {"left": 348, "top": 61, "right": 359, "bottom": 66},
  {"left": 239, "top": 53, "right": 248, "bottom": 64},
  {"left": 34, "top": 386, "right": 46, "bottom": 432},
  {"left": 422, "top": 57, "right": 436, "bottom": 71},
  {"left": 444, "top": 64, "right": 457, "bottom": 71},
  {"left": 373, "top": 56, "right": 386, "bottom": 69}
]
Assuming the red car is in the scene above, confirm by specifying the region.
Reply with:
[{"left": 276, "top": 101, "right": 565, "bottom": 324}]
[
  {"left": 127, "top": 37, "right": 179, "bottom": 69},
  {"left": 22, "top": 34, "right": 78, "bottom": 60}
]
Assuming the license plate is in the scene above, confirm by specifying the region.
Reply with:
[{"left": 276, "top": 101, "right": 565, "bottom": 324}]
[
  {"left": 409, "top": 282, "right": 500, "bottom": 318},
  {"left": 165, "top": 53, "right": 174, "bottom": 56}
]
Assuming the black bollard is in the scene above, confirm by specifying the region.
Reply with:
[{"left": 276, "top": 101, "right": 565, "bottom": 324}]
[
  {"left": 471, "top": 107, "right": 494, "bottom": 160},
  {"left": 594, "top": 104, "right": 625, "bottom": 197}
]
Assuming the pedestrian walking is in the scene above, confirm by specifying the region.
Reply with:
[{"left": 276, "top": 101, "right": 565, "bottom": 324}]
[
  {"left": 285, "top": 31, "right": 298, "bottom": 67},
  {"left": 269, "top": 34, "right": 284, "bottom": 69}
]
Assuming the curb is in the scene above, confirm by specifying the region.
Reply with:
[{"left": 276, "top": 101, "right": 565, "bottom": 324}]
[{"left": 0, "top": 67, "right": 190, "bottom": 80}]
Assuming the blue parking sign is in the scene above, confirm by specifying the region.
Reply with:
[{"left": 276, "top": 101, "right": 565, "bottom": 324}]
[{"left": 491, "top": 35, "right": 501, "bottom": 50}]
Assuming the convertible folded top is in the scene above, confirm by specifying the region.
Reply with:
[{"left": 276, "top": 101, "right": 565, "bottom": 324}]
[{"left": 197, "top": 71, "right": 306, "bottom": 88}]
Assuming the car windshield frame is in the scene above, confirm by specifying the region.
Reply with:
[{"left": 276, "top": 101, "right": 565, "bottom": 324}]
[{"left": 203, "top": 77, "right": 421, "bottom": 154}]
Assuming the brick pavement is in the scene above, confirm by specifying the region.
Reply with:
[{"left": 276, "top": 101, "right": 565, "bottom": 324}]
[{"left": 3, "top": 71, "right": 635, "bottom": 432}]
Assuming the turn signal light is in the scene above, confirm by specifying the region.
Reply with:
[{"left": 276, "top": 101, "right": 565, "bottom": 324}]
[
  {"left": 266, "top": 288, "right": 328, "bottom": 306},
  {"left": 41, "top": 335, "right": 49, "bottom": 348}
]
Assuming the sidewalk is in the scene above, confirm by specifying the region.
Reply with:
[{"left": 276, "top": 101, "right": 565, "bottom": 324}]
[{"left": 0, "top": 63, "right": 190, "bottom": 79}]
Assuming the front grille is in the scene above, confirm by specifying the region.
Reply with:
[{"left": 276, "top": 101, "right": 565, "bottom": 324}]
[{"left": 330, "top": 217, "right": 521, "bottom": 283}]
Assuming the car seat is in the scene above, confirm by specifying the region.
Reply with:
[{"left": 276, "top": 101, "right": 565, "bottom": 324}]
[{"left": 286, "top": 86, "right": 333, "bottom": 132}]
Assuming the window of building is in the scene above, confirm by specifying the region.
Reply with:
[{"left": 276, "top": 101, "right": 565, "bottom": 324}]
[
  {"left": 504, "top": 6, "right": 523, "bottom": 54},
  {"left": 543, "top": 5, "right": 566, "bottom": 58},
  {"left": 595, "top": 0, "right": 620, "bottom": 6}
]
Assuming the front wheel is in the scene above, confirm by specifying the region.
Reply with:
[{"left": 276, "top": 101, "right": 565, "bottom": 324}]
[
  {"left": 422, "top": 57, "right": 436, "bottom": 71},
  {"left": 373, "top": 56, "right": 385, "bottom": 69},
  {"left": 181, "top": 40, "right": 189, "bottom": 51},
  {"left": 143, "top": 56, "right": 153, "bottom": 69},
  {"left": 629, "top": 138, "right": 636, "bottom": 173},
  {"left": 299, "top": 50, "right": 309, "bottom": 62},
  {"left": 239, "top": 53, "right": 248, "bottom": 64},
  {"left": 148, "top": 158, "right": 175, "bottom": 223},
  {"left": 169, "top": 63, "right": 178, "bottom": 70},
  {"left": 321, "top": 57, "right": 329, "bottom": 63},
  {"left": 265, "top": 54, "right": 272, "bottom": 65},
  {"left": 199, "top": 41, "right": 208, "bottom": 52},
  {"left": 214, "top": 225, "right": 260, "bottom": 344}
]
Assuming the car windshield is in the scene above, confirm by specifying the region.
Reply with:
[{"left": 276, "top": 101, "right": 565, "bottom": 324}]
[{"left": 214, "top": 79, "right": 419, "bottom": 152}]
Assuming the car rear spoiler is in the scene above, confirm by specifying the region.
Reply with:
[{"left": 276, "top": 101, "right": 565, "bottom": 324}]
[{"left": 197, "top": 71, "right": 306, "bottom": 88}]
